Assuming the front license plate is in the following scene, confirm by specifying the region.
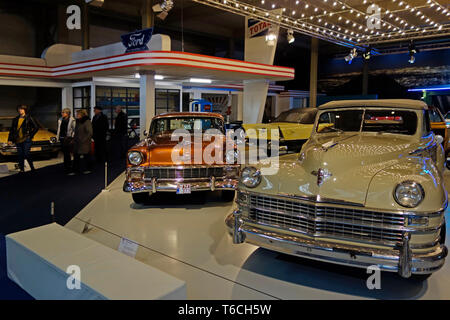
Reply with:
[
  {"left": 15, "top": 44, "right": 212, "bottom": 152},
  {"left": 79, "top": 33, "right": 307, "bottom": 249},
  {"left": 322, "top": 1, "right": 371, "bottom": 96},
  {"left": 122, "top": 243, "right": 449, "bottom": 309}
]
[
  {"left": 176, "top": 184, "right": 191, "bottom": 194},
  {"left": 31, "top": 147, "right": 42, "bottom": 152}
]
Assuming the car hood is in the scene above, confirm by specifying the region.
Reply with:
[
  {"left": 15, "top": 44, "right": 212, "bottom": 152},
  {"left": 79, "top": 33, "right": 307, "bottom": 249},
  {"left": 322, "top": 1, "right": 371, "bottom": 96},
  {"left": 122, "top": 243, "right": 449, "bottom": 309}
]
[
  {"left": 0, "top": 129, "right": 55, "bottom": 144},
  {"left": 242, "top": 122, "right": 328, "bottom": 141},
  {"left": 253, "top": 132, "right": 422, "bottom": 205},
  {"left": 133, "top": 133, "right": 229, "bottom": 165}
]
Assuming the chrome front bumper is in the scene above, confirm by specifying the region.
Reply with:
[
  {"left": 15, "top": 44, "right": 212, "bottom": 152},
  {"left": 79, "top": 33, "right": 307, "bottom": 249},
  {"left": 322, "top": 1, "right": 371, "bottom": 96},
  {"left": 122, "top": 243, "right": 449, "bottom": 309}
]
[
  {"left": 123, "top": 166, "right": 239, "bottom": 193},
  {"left": 226, "top": 210, "right": 447, "bottom": 277},
  {"left": 0, "top": 143, "right": 60, "bottom": 156}
]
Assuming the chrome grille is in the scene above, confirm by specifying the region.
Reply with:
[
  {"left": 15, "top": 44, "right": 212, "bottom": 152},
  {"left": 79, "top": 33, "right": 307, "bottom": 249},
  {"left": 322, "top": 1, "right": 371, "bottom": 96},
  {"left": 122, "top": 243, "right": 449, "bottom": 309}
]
[
  {"left": 246, "top": 193, "right": 405, "bottom": 245},
  {"left": 144, "top": 167, "right": 224, "bottom": 180}
]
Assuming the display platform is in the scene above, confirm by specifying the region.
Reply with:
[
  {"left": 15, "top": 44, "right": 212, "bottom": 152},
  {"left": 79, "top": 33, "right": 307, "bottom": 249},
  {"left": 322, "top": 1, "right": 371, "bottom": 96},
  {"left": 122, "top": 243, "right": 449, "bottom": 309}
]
[
  {"left": 6, "top": 223, "right": 186, "bottom": 300},
  {"left": 65, "top": 171, "right": 450, "bottom": 300}
]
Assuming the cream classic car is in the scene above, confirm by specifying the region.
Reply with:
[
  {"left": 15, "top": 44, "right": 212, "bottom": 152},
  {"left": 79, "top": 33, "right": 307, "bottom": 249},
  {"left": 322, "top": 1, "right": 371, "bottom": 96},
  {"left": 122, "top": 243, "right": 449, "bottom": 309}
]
[{"left": 227, "top": 99, "right": 448, "bottom": 280}]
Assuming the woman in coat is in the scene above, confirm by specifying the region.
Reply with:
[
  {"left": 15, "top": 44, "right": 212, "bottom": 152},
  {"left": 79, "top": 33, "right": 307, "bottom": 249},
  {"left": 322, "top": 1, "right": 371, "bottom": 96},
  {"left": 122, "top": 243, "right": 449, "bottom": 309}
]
[{"left": 71, "top": 109, "right": 93, "bottom": 175}]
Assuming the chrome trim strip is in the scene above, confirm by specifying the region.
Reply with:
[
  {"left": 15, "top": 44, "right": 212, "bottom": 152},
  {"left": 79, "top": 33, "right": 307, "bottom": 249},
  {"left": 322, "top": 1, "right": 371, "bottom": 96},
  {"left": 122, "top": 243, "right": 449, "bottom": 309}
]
[
  {"left": 277, "top": 192, "right": 364, "bottom": 207},
  {"left": 244, "top": 219, "right": 403, "bottom": 247}
]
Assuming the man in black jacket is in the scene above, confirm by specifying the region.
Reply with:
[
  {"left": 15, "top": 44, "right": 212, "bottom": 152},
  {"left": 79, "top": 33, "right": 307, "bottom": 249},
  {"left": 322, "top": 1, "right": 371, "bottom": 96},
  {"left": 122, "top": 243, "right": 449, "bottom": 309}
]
[
  {"left": 7, "top": 105, "right": 39, "bottom": 173},
  {"left": 113, "top": 106, "right": 128, "bottom": 159},
  {"left": 92, "top": 106, "right": 109, "bottom": 163}
]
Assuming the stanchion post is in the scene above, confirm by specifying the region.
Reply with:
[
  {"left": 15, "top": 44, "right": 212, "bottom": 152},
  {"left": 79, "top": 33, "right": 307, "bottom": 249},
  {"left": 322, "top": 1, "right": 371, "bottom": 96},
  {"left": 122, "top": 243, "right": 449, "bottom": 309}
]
[
  {"left": 102, "top": 161, "right": 110, "bottom": 192},
  {"left": 50, "top": 201, "right": 55, "bottom": 222}
]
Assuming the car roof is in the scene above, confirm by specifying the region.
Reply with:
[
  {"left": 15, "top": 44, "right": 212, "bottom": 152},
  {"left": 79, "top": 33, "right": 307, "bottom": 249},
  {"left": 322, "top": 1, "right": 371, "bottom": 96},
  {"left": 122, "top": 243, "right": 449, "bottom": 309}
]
[
  {"left": 318, "top": 99, "right": 428, "bottom": 111},
  {"left": 153, "top": 112, "right": 223, "bottom": 120}
]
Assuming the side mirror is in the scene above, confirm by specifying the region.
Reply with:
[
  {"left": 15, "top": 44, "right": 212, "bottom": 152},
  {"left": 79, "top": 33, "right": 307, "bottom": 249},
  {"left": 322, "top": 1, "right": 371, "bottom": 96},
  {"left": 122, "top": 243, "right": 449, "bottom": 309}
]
[{"left": 436, "top": 134, "right": 444, "bottom": 145}]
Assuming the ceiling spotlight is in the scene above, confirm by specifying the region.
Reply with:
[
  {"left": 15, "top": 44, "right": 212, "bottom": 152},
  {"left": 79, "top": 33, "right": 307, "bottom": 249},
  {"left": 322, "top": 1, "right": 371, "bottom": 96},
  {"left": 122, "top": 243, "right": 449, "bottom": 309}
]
[
  {"left": 152, "top": 0, "right": 174, "bottom": 20},
  {"left": 344, "top": 48, "right": 357, "bottom": 64},
  {"left": 362, "top": 47, "right": 371, "bottom": 60},
  {"left": 287, "top": 29, "right": 295, "bottom": 44},
  {"left": 190, "top": 78, "right": 212, "bottom": 84},
  {"left": 265, "top": 26, "right": 277, "bottom": 46},
  {"left": 408, "top": 41, "right": 417, "bottom": 64}
]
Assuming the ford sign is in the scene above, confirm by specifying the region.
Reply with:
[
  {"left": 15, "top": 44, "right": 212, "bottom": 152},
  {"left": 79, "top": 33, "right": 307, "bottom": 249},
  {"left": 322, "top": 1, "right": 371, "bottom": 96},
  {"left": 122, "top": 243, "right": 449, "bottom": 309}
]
[{"left": 121, "top": 28, "right": 153, "bottom": 53}]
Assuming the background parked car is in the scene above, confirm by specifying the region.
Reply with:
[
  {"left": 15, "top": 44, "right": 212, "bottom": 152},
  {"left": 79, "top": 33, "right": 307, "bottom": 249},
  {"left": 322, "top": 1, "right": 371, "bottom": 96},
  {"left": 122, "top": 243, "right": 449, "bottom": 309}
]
[
  {"left": 241, "top": 107, "right": 320, "bottom": 153},
  {"left": 0, "top": 116, "right": 60, "bottom": 159},
  {"left": 428, "top": 106, "right": 450, "bottom": 167}
]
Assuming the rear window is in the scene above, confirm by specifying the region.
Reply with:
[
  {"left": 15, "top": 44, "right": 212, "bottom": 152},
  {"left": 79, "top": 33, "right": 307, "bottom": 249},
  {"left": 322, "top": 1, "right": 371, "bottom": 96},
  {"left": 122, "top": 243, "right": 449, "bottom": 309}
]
[
  {"left": 362, "top": 110, "right": 417, "bottom": 135},
  {"left": 317, "top": 108, "right": 418, "bottom": 135}
]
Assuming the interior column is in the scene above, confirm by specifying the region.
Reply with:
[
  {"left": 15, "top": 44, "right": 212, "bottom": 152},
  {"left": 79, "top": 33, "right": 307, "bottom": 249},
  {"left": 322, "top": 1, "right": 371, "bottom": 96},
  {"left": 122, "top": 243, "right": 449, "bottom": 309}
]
[
  {"left": 362, "top": 58, "right": 369, "bottom": 95},
  {"left": 142, "top": 0, "right": 154, "bottom": 29},
  {"left": 309, "top": 37, "right": 319, "bottom": 108},
  {"left": 140, "top": 72, "right": 156, "bottom": 139},
  {"left": 82, "top": 2, "right": 90, "bottom": 50},
  {"left": 61, "top": 87, "right": 73, "bottom": 114}
]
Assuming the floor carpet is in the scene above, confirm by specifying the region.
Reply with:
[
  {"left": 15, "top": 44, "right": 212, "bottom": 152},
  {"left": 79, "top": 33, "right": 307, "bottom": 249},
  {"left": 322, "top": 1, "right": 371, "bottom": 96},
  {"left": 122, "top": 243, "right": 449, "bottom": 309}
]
[{"left": 0, "top": 158, "right": 126, "bottom": 299}]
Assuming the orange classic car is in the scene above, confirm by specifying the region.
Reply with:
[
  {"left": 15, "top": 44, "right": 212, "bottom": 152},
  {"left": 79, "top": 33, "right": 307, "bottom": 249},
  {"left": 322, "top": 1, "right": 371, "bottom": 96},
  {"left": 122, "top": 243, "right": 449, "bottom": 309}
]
[{"left": 123, "top": 112, "right": 240, "bottom": 204}]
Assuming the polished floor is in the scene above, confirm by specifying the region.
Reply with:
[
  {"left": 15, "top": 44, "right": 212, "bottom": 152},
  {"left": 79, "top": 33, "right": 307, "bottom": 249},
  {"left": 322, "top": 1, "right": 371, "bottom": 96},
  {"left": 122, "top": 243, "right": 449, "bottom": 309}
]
[
  {"left": 0, "top": 154, "right": 62, "bottom": 178},
  {"left": 65, "top": 171, "right": 450, "bottom": 300}
]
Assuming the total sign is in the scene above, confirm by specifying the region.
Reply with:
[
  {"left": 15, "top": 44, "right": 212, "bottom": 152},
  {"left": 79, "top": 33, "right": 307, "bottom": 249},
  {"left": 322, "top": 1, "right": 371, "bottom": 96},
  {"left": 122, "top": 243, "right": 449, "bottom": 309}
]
[{"left": 247, "top": 19, "right": 272, "bottom": 38}]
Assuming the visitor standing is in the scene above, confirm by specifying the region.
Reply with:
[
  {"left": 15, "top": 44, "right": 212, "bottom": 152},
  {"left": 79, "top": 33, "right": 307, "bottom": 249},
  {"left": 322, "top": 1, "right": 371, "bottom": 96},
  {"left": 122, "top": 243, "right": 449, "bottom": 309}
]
[
  {"left": 71, "top": 109, "right": 93, "bottom": 175},
  {"left": 92, "top": 106, "right": 109, "bottom": 164},
  {"left": 56, "top": 108, "right": 76, "bottom": 174},
  {"left": 113, "top": 106, "right": 128, "bottom": 159},
  {"left": 7, "top": 105, "right": 38, "bottom": 173}
]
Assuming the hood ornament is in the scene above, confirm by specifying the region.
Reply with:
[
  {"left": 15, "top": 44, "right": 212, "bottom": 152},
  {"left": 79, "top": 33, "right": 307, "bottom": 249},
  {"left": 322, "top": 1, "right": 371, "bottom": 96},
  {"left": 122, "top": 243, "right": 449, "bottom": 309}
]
[{"left": 311, "top": 168, "right": 332, "bottom": 186}]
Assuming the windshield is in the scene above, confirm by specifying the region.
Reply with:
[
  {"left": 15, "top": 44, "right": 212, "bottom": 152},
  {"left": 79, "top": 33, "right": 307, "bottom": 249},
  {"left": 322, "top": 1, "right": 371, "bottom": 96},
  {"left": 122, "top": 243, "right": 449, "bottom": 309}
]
[
  {"left": 317, "top": 108, "right": 418, "bottom": 135},
  {"left": 150, "top": 117, "right": 224, "bottom": 135},
  {"left": 274, "top": 108, "right": 317, "bottom": 124}
]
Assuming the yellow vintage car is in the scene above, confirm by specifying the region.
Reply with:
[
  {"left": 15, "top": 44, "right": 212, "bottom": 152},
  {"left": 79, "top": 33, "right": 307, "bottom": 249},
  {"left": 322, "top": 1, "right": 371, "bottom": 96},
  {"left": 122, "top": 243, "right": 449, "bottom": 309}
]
[
  {"left": 227, "top": 99, "right": 447, "bottom": 280},
  {"left": 0, "top": 116, "right": 60, "bottom": 158},
  {"left": 242, "top": 107, "right": 318, "bottom": 153}
]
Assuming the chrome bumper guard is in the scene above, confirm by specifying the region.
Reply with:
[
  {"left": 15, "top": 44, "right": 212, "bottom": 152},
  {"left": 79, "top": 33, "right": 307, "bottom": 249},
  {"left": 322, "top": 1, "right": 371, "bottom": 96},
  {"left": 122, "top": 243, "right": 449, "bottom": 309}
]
[{"left": 227, "top": 210, "right": 447, "bottom": 278}]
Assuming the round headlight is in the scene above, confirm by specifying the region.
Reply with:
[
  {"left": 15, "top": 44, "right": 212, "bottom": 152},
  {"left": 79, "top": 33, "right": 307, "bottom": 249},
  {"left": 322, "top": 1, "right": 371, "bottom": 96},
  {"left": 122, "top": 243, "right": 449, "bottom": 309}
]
[
  {"left": 50, "top": 137, "right": 57, "bottom": 143},
  {"left": 240, "top": 167, "right": 261, "bottom": 188},
  {"left": 128, "top": 151, "right": 143, "bottom": 166},
  {"left": 394, "top": 181, "right": 424, "bottom": 208}
]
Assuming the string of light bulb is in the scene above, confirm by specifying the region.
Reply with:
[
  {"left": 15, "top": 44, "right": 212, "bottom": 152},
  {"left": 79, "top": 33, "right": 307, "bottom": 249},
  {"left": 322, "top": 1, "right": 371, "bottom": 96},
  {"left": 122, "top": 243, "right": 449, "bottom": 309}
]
[
  {"left": 260, "top": 0, "right": 449, "bottom": 42},
  {"left": 192, "top": 0, "right": 450, "bottom": 47}
]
